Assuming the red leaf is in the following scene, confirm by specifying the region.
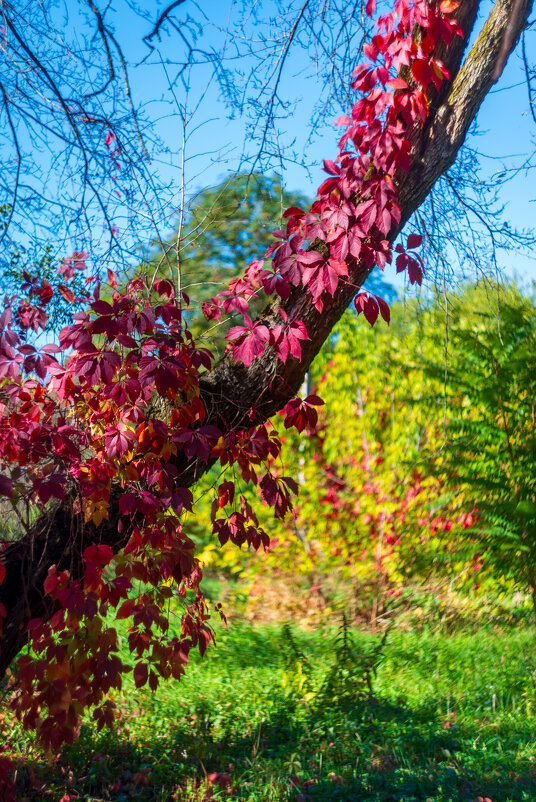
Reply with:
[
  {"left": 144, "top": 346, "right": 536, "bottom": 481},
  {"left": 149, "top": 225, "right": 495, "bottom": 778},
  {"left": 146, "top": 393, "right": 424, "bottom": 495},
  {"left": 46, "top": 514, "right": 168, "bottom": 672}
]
[
  {"left": 34, "top": 476, "right": 66, "bottom": 503},
  {"left": 357, "top": 200, "right": 377, "bottom": 233},
  {"left": 305, "top": 394, "right": 324, "bottom": 406},
  {"left": 322, "top": 160, "right": 340, "bottom": 176},
  {"left": 90, "top": 301, "right": 114, "bottom": 317},
  {"left": 84, "top": 544, "right": 114, "bottom": 567},
  {"left": 411, "top": 59, "right": 432, "bottom": 89},
  {"left": 116, "top": 598, "right": 135, "bottom": 620},
  {"left": 407, "top": 259, "right": 423, "bottom": 285},
  {"left": 119, "top": 493, "right": 136, "bottom": 514},
  {"left": 375, "top": 295, "right": 391, "bottom": 324},
  {"left": 363, "top": 297, "right": 379, "bottom": 326},
  {"left": 41, "top": 343, "right": 62, "bottom": 354},
  {"left": 363, "top": 42, "right": 379, "bottom": 61},
  {"left": 58, "top": 285, "right": 76, "bottom": 303},
  {"left": 388, "top": 78, "right": 409, "bottom": 90},
  {"left": 354, "top": 292, "right": 379, "bottom": 326},
  {"left": 72, "top": 251, "right": 87, "bottom": 270},
  {"left": 229, "top": 322, "right": 270, "bottom": 367},
  {"left": 134, "top": 662, "right": 148, "bottom": 688},
  {"left": 282, "top": 476, "right": 299, "bottom": 495},
  {"left": 149, "top": 669, "right": 158, "bottom": 692},
  {"left": 0, "top": 474, "right": 13, "bottom": 498},
  {"left": 43, "top": 568, "right": 59, "bottom": 596},
  {"left": 198, "top": 626, "right": 213, "bottom": 657},
  {"left": 407, "top": 233, "right": 423, "bottom": 249},
  {"left": 282, "top": 206, "right": 304, "bottom": 219},
  {"left": 154, "top": 279, "right": 174, "bottom": 298}
]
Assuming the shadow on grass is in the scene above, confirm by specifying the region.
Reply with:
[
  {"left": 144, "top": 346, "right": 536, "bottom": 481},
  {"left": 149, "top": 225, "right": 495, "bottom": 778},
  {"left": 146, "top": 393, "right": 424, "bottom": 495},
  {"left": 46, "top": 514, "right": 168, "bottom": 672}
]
[
  {"left": 14, "top": 693, "right": 536, "bottom": 801},
  {"left": 296, "top": 696, "right": 536, "bottom": 801}
]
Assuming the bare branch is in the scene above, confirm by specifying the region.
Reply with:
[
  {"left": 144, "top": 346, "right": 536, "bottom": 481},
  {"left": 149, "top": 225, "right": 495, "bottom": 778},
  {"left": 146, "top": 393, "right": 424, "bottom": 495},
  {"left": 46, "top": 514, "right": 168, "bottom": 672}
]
[
  {"left": 84, "top": 0, "right": 116, "bottom": 99},
  {"left": 143, "top": 0, "right": 188, "bottom": 49},
  {"left": 522, "top": 26, "right": 536, "bottom": 124},
  {"left": 0, "top": 82, "right": 21, "bottom": 247},
  {"left": 494, "top": 0, "right": 527, "bottom": 80}
]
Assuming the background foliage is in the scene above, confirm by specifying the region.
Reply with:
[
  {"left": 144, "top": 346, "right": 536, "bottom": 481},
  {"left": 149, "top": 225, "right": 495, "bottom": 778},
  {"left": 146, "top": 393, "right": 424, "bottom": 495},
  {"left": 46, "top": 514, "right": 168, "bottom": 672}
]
[{"left": 187, "top": 280, "right": 536, "bottom": 626}]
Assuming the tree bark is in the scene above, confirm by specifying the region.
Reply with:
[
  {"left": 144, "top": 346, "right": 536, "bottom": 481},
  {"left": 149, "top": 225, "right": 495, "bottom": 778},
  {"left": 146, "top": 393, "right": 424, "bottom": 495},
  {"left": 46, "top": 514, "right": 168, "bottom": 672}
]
[{"left": 0, "top": 0, "right": 532, "bottom": 678}]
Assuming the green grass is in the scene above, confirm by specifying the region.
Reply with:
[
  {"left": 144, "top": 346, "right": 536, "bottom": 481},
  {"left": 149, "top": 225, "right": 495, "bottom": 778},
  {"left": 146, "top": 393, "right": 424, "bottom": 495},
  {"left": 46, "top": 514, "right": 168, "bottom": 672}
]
[{"left": 4, "top": 623, "right": 536, "bottom": 801}]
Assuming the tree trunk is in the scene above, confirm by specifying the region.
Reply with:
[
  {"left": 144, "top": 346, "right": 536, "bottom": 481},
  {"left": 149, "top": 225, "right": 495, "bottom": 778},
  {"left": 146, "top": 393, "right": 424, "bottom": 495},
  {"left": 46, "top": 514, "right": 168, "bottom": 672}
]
[{"left": 0, "top": 0, "right": 533, "bottom": 678}]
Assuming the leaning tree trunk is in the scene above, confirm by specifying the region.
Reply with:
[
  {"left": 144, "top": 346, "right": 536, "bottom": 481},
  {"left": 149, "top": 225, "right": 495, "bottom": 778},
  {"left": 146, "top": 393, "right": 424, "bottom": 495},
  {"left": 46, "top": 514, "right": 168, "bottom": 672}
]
[{"left": 0, "top": 0, "right": 532, "bottom": 678}]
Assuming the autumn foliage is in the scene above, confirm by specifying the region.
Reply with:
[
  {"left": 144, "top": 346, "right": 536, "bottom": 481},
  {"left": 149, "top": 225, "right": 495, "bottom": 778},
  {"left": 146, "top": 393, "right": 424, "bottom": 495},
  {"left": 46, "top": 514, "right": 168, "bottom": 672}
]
[
  {"left": 197, "top": 306, "right": 485, "bottom": 623},
  {"left": 0, "top": 0, "right": 462, "bottom": 750}
]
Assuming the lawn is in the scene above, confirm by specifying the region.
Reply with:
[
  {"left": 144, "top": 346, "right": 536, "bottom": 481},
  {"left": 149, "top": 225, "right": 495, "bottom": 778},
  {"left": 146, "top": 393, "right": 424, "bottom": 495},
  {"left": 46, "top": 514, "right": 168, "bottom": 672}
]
[{"left": 3, "top": 621, "right": 536, "bottom": 801}]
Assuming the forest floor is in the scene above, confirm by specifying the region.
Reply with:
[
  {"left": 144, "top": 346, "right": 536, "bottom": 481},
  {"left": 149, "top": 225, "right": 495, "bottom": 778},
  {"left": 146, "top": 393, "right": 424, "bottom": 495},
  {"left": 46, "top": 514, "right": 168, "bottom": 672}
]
[{"left": 3, "top": 620, "right": 536, "bottom": 801}]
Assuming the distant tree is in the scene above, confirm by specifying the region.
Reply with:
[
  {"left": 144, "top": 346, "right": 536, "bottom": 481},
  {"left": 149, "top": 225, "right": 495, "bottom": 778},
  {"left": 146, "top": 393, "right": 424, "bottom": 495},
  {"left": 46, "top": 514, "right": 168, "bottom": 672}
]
[
  {"left": 144, "top": 173, "right": 309, "bottom": 347},
  {"left": 423, "top": 281, "right": 536, "bottom": 616},
  {"left": 191, "top": 306, "right": 460, "bottom": 622},
  {"left": 143, "top": 172, "right": 396, "bottom": 350}
]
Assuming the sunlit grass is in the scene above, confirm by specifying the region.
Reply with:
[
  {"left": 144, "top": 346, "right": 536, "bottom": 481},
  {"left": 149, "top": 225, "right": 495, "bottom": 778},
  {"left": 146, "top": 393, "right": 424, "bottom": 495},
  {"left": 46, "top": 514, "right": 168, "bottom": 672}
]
[{"left": 3, "top": 622, "right": 536, "bottom": 800}]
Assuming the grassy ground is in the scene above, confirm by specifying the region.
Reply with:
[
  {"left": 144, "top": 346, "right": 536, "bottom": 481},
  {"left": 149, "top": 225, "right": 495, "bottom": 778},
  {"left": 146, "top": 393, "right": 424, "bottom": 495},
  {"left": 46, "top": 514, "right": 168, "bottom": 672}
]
[{"left": 3, "top": 622, "right": 536, "bottom": 801}]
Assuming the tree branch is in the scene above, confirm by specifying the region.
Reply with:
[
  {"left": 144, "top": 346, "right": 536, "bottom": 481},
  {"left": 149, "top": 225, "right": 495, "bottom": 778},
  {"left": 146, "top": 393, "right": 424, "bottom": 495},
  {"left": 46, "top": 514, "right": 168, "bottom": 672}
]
[
  {"left": 143, "top": 1, "right": 188, "bottom": 49},
  {"left": 398, "top": 0, "right": 533, "bottom": 217}
]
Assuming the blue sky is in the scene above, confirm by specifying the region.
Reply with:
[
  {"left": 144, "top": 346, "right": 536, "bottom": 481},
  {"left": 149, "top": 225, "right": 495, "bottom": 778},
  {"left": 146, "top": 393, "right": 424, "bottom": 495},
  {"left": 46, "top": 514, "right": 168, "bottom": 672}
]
[
  {"left": 121, "top": 0, "right": 535, "bottom": 287},
  {"left": 76, "top": 0, "right": 536, "bottom": 291}
]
